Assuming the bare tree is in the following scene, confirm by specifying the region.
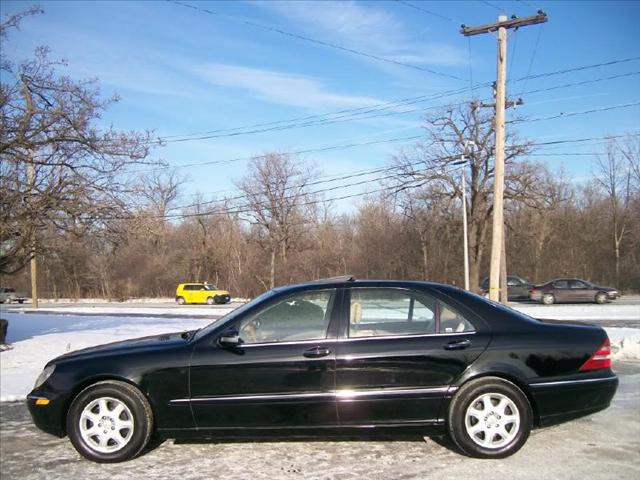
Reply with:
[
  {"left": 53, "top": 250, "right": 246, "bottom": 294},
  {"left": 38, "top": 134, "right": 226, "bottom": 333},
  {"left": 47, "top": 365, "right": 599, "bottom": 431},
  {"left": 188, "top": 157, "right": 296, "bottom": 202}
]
[
  {"left": 236, "top": 153, "right": 317, "bottom": 288},
  {"left": 0, "top": 13, "right": 158, "bottom": 273},
  {"left": 595, "top": 139, "right": 633, "bottom": 286},
  {"left": 392, "top": 104, "right": 531, "bottom": 291}
]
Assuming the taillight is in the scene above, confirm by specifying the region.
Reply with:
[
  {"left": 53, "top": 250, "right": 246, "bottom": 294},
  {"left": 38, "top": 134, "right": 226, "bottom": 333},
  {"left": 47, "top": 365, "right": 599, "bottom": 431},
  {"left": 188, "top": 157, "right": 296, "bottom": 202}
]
[
  {"left": 530, "top": 287, "right": 537, "bottom": 293},
  {"left": 579, "top": 339, "right": 612, "bottom": 371}
]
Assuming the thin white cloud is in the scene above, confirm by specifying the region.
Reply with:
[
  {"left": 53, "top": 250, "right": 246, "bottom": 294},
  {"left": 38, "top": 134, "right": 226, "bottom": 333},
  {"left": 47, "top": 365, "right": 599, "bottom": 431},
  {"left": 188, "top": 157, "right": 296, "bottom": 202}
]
[
  {"left": 257, "top": 1, "right": 466, "bottom": 68},
  {"left": 193, "top": 63, "right": 383, "bottom": 109}
]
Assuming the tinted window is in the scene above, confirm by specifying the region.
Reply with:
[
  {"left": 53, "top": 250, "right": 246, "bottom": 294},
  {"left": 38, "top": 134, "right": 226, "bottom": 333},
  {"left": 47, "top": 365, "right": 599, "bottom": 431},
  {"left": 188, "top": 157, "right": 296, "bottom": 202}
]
[
  {"left": 507, "top": 277, "right": 520, "bottom": 286},
  {"left": 237, "top": 290, "right": 333, "bottom": 344},
  {"left": 349, "top": 288, "right": 436, "bottom": 338},
  {"left": 553, "top": 280, "right": 570, "bottom": 288},
  {"left": 570, "top": 280, "right": 588, "bottom": 289}
]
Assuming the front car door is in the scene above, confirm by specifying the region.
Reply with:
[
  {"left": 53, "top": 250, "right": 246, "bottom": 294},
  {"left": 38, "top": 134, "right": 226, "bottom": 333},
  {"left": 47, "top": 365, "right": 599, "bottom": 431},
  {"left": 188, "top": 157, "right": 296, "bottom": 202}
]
[
  {"left": 188, "top": 287, "right": 340, "bottom": 431},
  {"left": 334, "top": 285, "right": 490, "bottom": 429}
]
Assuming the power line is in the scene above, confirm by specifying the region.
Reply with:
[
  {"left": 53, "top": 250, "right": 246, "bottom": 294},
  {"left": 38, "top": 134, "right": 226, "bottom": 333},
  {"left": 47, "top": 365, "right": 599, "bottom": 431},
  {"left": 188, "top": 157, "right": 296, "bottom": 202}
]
[
  {"left": 513, "top": 101, "right": 640, "bottom": 124},
  {"left": 163, "top": 133, "right": 640, "bottom": 214},
  {"left": 168, "top": 0, "right": 467, "bottom": 81},
  {"left": 519, "top": 22, "right": 544, "bottom": 96},
  {"left": 481, "top": 1, "right": 506, "bottom": 13},
  {"left": 394, "top": 1, "right": 454, "bottom": 22},
  {"left": 131, "top": 134, "right": 425, "bottom": 173},
  {"left": 153, "top": 57, "right": 640, "bottom": 144}
]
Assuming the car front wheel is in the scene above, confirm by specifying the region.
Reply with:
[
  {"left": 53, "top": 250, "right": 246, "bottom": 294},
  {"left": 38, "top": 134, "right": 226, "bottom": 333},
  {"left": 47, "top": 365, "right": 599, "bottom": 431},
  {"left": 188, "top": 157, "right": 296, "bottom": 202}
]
[
  {"left": 206, "top": 297, "right": 214, "bottom": 305},
  {"left": 448, "top": 377, "right": 532, "bottom": 459},
  {"left": 66, "top": 380, "right": 153, "bottom": 463},
  {"left": 595, "top": 292, "right": 607, "bottom": 304}
]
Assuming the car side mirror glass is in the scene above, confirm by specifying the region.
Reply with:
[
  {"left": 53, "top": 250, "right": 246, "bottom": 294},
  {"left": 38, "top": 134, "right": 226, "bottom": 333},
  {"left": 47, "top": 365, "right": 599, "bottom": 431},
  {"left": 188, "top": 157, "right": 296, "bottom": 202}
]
[{"left": 218, "top": 328, "right": 242, "bottom": 347}]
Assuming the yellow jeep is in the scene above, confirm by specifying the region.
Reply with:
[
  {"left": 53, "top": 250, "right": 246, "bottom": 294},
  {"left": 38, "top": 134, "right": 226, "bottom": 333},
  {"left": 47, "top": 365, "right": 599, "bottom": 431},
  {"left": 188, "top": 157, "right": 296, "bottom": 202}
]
[{"left": 175, "top": 283, "right": 231, "bottom": 305}]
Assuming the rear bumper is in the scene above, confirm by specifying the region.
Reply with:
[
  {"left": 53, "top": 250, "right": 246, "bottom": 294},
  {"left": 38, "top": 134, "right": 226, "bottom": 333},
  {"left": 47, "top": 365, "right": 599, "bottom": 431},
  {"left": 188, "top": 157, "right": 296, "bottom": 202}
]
[{"left": 529, "top": 374, "right": 618, "bottom": 427}]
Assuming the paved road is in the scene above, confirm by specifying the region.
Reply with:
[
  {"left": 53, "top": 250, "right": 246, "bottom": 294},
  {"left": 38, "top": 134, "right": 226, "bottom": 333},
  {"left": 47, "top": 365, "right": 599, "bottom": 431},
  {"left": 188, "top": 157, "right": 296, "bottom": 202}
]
[{"left": 1, "top": 363, "right": 638, "bottom": 480}]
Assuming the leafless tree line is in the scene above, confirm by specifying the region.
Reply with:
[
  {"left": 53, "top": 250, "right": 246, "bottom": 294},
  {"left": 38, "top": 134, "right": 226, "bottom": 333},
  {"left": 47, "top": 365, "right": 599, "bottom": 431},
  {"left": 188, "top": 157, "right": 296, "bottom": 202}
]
[{"left": 4, "top": 132, "right": 639, "bottom": 299}]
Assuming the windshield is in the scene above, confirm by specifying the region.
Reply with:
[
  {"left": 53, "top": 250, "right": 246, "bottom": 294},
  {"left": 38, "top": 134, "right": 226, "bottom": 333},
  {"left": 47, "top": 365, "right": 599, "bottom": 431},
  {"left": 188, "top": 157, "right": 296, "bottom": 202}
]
[{"left": 192, "top": 287, "right": 281, "bottom": 341}]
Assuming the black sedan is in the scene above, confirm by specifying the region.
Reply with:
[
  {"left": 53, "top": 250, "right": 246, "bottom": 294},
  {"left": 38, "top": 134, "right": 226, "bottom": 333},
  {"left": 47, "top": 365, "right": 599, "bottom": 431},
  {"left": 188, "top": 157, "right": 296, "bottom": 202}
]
[{"left": 27, "top": 276, "right": 618, "bottom": 463}]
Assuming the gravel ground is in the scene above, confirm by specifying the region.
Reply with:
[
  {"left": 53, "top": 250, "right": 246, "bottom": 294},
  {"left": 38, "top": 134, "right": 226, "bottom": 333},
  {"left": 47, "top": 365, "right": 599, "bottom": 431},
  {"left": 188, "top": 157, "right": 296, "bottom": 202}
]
[{"left": 1, "top": 363, "right": 638, "bottom": 480}]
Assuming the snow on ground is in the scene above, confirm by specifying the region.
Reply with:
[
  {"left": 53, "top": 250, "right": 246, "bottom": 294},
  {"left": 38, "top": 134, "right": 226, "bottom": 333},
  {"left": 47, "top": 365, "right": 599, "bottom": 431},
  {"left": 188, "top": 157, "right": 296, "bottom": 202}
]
[
  {"left": 511, "top": 303, "right": 639, "bottom": 321},
  {"left": 5, "top": 304, "right": 238, "bottom": 317}
]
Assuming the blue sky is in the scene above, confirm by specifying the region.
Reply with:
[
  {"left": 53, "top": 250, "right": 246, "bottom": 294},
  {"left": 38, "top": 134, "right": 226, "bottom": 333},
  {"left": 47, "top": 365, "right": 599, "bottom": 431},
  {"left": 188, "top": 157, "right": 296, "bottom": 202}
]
[{"left": 2, "top": 0, "right": 639, "bottom": 210}]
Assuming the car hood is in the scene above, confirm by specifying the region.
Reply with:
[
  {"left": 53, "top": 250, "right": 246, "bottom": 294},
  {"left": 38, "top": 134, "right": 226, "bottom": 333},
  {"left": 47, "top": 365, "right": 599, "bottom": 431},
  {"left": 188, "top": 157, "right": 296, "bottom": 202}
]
[{"left": 52, "top": 330, "right": 195, "bottom": 363}]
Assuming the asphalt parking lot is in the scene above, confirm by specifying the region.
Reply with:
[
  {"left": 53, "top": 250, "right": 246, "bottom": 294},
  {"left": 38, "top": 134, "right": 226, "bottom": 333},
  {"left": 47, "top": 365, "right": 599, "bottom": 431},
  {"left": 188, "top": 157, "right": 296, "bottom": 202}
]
[{"left": 1, "top": 362, "right": 638, "bottom": 480}]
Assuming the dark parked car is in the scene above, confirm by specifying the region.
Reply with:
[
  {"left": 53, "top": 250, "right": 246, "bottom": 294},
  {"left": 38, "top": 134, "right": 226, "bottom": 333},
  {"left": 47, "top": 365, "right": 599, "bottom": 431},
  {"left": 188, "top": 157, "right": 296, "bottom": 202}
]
[
  {"left": 530, "top": 278, "right": 620, "bottom": 305},
  {"left": 480, "top": 275, "right": 532, "bottom": 300},
  {"left": 28, "top": 276, "right": 617, "bottom": 463}
]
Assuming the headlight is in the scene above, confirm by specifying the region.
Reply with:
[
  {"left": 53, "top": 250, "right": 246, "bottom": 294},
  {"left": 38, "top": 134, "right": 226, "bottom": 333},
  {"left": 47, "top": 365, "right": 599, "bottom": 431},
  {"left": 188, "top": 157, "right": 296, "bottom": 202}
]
[{"left": 34, "top": 365, "right": 56, "bottom": 389}]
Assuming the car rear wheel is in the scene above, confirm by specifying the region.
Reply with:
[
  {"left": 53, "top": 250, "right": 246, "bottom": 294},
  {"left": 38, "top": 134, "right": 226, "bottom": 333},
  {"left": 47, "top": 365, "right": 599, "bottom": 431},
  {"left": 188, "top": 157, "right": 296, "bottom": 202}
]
[
  {"left": 448, "top": 377, "right": 532, "bottom": 459},
  {"left": 206, "top": 297, "right": 214, "bottom": 305},
  {"left": 66, "top": 380, "right": 153, "bottom": 463},
  {"left": 542, "top": 293, "right": 555, "bottom": 305},
  {"left": 176, "top": 296, "right": 186, "bottom": 305},
  {"left": 595, "top": 292, "right": 607, "bottom": 304}
]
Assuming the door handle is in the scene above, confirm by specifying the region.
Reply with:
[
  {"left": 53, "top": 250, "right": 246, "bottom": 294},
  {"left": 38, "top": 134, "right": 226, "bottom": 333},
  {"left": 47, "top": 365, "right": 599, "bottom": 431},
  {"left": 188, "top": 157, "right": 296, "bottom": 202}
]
[
  {"left": 303, "top": 346, "right": 332, "bottom": 358},
  {"left": 444, "top": 339, "right": 471, "bottom": 350}
]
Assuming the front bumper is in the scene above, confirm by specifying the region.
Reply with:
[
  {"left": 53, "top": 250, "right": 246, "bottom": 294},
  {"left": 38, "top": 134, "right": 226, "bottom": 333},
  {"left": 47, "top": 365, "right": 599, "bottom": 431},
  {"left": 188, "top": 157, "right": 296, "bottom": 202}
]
[{"left": 26, "top": 389, "right": 69, "bottom": 438}]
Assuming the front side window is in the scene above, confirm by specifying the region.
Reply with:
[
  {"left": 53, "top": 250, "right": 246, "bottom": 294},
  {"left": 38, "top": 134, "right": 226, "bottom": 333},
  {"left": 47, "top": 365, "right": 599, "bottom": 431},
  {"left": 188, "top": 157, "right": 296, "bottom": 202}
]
[
  {"left": 237, "top": 290, "right": 334, "bottom": 344},
  {"left": 349, "top": 288, "right": 436, "bottom": 337},
  {"left": 570, "top": 280, "right": 588, "bottom": 289}
]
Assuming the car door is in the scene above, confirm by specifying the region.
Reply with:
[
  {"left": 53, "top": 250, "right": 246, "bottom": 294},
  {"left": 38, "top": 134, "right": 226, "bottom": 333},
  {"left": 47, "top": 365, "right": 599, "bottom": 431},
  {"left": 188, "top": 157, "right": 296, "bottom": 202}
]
[
  {"left": 552, "top": 279, "right": 571, "bottom": 302},
  {"left": 188, "top": 288, "right": 340, "bottom": 430},
  {"left": 334, "top": 287, "right": 490, "bottom": 428},
  {"left": 507, "top": 277, "right": 522, "bottom": 299},
  {"left": 569, "top": 279, "right": 595, "bottom": 302}
]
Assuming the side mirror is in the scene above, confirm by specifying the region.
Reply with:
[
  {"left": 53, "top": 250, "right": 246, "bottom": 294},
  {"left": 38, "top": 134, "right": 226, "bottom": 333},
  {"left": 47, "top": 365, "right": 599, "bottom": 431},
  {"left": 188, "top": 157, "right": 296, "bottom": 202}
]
[{"left": 218, "top": 328, "right": 241, "bottom": 347}]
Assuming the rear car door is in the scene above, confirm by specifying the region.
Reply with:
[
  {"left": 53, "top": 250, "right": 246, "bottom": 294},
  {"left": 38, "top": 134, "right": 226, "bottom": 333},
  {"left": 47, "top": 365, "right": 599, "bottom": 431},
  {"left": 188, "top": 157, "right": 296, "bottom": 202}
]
[
  {"left": 188, "top": 288, "right": 340, "bottom": 430},
  {"left": 552, "top": 279, "right": 571, "bottom": 302},
  {"left": 334, "top": 286, "right": 490, "bottom": 428}
]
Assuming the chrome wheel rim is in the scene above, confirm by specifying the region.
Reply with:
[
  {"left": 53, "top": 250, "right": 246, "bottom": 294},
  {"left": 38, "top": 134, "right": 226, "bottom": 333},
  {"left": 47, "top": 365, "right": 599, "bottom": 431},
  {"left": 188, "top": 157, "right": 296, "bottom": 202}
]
[
  {"left": 465, "top": 393, "right": 520, "bottom": 449},
  {"left": 79, "top": 397, "right": 134, "bottom": 453}
]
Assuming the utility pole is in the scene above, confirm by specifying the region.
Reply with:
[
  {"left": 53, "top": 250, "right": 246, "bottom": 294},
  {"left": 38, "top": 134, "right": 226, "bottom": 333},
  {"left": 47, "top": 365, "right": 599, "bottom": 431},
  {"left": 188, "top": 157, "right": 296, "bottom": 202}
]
[
  {"left": 461, "top": 11, "right": 548, "bottom": 302},
  {"left": 27, "top": 162, "right": 38, "bottom": 309}
]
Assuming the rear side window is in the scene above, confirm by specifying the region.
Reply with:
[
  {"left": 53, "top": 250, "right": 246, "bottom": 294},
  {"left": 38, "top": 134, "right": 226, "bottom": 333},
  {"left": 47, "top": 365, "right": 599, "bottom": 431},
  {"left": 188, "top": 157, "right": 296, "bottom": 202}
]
[
  {"left": 554, "top": 280, "right": 569, "bottom": 288},
  {"left": 349, "top": 288, "right": 436, "bottom": 337}
]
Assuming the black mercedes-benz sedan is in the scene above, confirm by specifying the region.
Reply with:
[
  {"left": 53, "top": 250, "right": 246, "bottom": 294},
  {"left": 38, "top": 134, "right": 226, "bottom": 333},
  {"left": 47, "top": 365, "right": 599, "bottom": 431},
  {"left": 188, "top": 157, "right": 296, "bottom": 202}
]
[{"left": 27, "top": 277, "right": 618, "bottom": 463}]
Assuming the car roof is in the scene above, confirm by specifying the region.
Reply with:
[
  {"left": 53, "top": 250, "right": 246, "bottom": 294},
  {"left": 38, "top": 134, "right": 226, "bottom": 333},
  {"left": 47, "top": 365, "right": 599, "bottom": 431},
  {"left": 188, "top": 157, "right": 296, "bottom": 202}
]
[{"left": 278, "top": 276, "right": 453, "bottom": 292}]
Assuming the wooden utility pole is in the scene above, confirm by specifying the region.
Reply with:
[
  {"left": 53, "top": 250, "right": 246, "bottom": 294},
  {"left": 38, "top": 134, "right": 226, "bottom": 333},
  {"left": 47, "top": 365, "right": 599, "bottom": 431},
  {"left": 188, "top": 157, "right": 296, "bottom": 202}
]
[
  {"left": 461, "top": 11, "right": 548, "bottom": 302},
  {"left": 27, "top": 163, "right": 38, "bottom": 309}
]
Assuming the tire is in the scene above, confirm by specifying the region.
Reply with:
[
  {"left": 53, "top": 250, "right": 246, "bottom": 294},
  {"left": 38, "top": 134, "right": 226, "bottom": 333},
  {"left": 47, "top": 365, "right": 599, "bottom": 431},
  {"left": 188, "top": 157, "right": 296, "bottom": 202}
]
[
  {"left": 542, "top": 293, "right": 555, "bottom": 305},
  {"left": 448, "top": 377, "right": 533, "bottom": 459},
  {"left": 66, "top": 380, "right": 154, "bottom": 463},
  {"left": 18, "top": 299, "right": 24, "bottom": 304},
  {"left": 176, "top": 297, "right": 186, "bottom": 305},
  {"left": 206, "top": 297, "right": 214, "bottom": 305},
  {"left": 595, "top": 292, "right": 607, "bottom": 304}
]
